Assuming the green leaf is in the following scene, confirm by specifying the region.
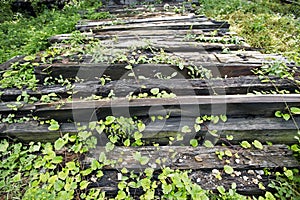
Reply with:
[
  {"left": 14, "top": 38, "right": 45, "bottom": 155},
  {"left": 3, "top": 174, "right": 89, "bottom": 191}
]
[
  {"left": 275, "top": 111, "right": 282, "bottom": 118},
  {"left": 140, "top": 178, "right": 151, "bottom": 190},
  {"left": 125, "top": 65, "right": 132, "bottom": 70},
  {"left": 97, "top": 170, "right": 104, "bottom": 178},
  {"left": 176, "top": 134, "right": 183, "bottom": 141},
  {"left": 162, "top": 184, "right": 172, "bottom": 194},
  {"left": 133, "top": 152, "right": 149, "bottom": 165},
  {"left": 91, "top": 160, "right": 101, "bottom": 170},
  {"left": 58, "top": 171, "right": 68, "bottom": 180},
  {"left": 66, "top": 161, "right": 76, "bottom": 171},
  {"left": 258, "top": 182, "right": 265, "bottom": 190},
  {"left": 194, "top": 124, "right": 201, "bottom": 132},
  {"left": 265, "top": 192, "right": 276, "bottom": 200},
  {"left": 224, "top": 150, "right": 232, "bottom": 157},
  {"left": 138, "top": 122, "right": 145, "bottom": 132},
  {"left": 133, "top": 152, "right": 141, "bottom": 160},
  {"left": 151, "top": 116, "right": 156, "bottom": 122},
  {"left": 212, "top": 116, "right": 219, "bottom": 124},
  {"left": 52, "top": 156, "right": 63, "bottom": 164},
  {"left": 284, "top": 169, "right": 293, "bottom": 180},
  {"left": 203, "top": 140, "right": 214, "bottom": 148},
  {"left": 81, "top": 168, "right": 93, "bottom": 176},
  {"left": 12, "top": 173, "right": 21, "bottom": 182},
  {"left": 96, "top": 124, "right": 105, "bottom": 134},
  {"left": 48, "top": 175, "right": 58, "bottom": 184},
  {"left": 80, "top": 180, "right": 90, "bottom": 190},
  {"left": 78, "top": 130, "right": 92, "bottom": 141},
  {"left": 48, "top": 120, "right": 60, "bottom": 131},
  {"left": 195, "top": 117, "right": 203, "bottom": 124},
  {"left": 54, "top": 138, "right": 65, "bottom": 150},
  {"left": 128, "top": 72, "right": 135, "bottom": 77},
  {"left": 144, "top": 168, "right": 154, "bottom": 177},
  {"left": 291, "top": 107, "right": 300, "bottom": 115},
  {"left": 54, "top": 180, "right": 64, "bottom": 192},
  {"left": 138, "top": 76, "right": 147, "bottom": 80},
  {"left": 29, "top": 142, "right": 41, "bottom": 152},
  {"left": 117, "top": 191, "right": 127, "bottom": 199},
  {"left": 220, "top": 114, "right": 227, "bottom": 122},
  {"left": 89, "top": 121, "right": 97, "bottom": 130},
  {"left": 150, "top": 88, "right": 160, "bottom": 95},
  {"left": 181, "top": 125, "right": 191, "bottom": 133},
  {"left": 105, "top": 142, "right": 115, "bottom": 152},
  {"left": 121, "top": 168, "right": 128, "bottom": 174},
  {"left": 208, "top": 130, "right": 218, "bottom": 137},
  {"left": 217, "top": 185, "right": 226, "bottom": 195},
  {"left": 23, "top": 55, "right": 36, "bottom": 61},
  {"left": 39, "top": 172, "right": 49, "bottom": 183},
  {"left": 134, "top": 132, "right": 143, "bottom": 140},
  {"left": 291, "top": 144, "right": 299, "bottom": 152},
  {"left": 231, "top": 182, "right": 237, "bottom": 189},
  {"left": 0, "top": 140, "right": 9, "bottom": 152},
  {"left": 105, "top": 116, "right": 115, "bottom": 125},
  {"left": 124, "top": 139, "right": 130, "bottom": 147},
  {"left": 240, "top": 141, "right": 251, "bottom": 149},
  {"left": 157, "top": 115, "right": 164, "bottom": 120},
  {"left": 226, "top": 135, "right": 233, "bottom": 141},
  {"left": 109, "top": 135, "right": 119, "bottom": 143},
  {"left": 282, "top": 113, "right": 290, "bottom": 121},
  {"left": 190, "top": 139, "right": 198, "bottom": 147},
  {"left": 178, "top": 62, "right": 184, "bottom": 70},
  {"left": 224, "top": 165, "right": 234, "bottom": 174},
  {"left": 252, "top": 140, "right": 263, "bottom": 150},
  {"left": 99, "top": 152, "right": 107, "bottom": 163},
  {"left": 69, "top": 135, "right": 77, "bottom": 142}
]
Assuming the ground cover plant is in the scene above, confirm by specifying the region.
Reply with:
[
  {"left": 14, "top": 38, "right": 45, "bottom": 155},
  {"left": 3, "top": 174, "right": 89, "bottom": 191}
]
[
  {"left": 0, "top": 0, "right": 107, "bottom": 64},
  {"left": 197, "top": 0, "right": 300, "bottom": 60},
  {"left": 0, "top": 0, "right": 300, "bottom": 199}
]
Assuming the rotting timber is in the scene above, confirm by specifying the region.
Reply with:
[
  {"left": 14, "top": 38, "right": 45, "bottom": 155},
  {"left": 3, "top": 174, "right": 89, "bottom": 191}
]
[{"left": 0, "top": 0, "right": 300, "bottom": 197}]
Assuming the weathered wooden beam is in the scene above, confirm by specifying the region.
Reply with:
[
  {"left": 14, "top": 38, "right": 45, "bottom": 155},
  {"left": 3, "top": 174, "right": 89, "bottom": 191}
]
[
  {"left": 34, "top": 94, "right": 300, "bottom": 119},
  {"left": 84, "top": 145, "right": 298, "bottom": 196},
  {"left": 87, "top": 145, "right": 299, "bottom": 170},
  {"left": 0, "top": 55, "right": 25, "bottom": 71},
  {"left": 76, "top": 20, "right": 230, "bottom": 32},
  {"left": 91, "top": 36, "right": 252, "bottom": 51},
  {"left": 2, "top": 117, "right": 299, "bottom": 144},
  {"left": 2, "top": 76, "right": 298, "bottom": 101},
  {"left": 142, "top": 117, "right": 300, "bottom": 145},
  {"left": 34, "top": 62, "right": 284, "bottom": 82},
  {"left": 76, "top": 13, "right": 206, "bottom": 28},
  {"left": 49, "top": 30, "right": 237, "bottom": 43},
  {"left": 0, "top": 102, "right": 35, "bottom": 112},
  {"left": 1, "top": 94, "right": 299, "bottom": 121},
  {"left": 280, "top": 0, "right": 300, "bottom": 6},
  {"left": 84, "top": 145, "right": 298, "bottom": 195},
  {"left": 1, "top": 122, "right": 78, "bottom": 142},
  {"left": 89, "top": 169, "right": 271, "bottom": 196},
  {"left": 99, "top": 0, "right": 200, "bottom": 14}
]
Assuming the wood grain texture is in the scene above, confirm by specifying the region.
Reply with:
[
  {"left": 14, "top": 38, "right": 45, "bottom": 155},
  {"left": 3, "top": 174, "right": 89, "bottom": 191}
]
[
  {"left": 3, "top": 117, "right": 299, "bottom": 144},
  {"left": 87, "top": 145, "right": 299, "bottom": 170},
  {"left": 1, "top": 76, "right": 298, "bottom": 101},
  {"left": 89, "top": 169, "right": 271, "bottom": 196}
]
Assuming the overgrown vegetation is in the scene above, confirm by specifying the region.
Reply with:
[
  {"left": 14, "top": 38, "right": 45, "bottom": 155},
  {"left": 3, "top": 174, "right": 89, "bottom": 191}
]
[
  {"left": 1, "top": 115, "right": 300, "bottom": 199},
  {"left": 197, "top": 0, "right": 300, "bottom": 58},
  {"left": 0, "top": 0, "right": 300, "bottom": 199},
  {"left": 0, "top": 0, "right": 107, "bottom": 64}
]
